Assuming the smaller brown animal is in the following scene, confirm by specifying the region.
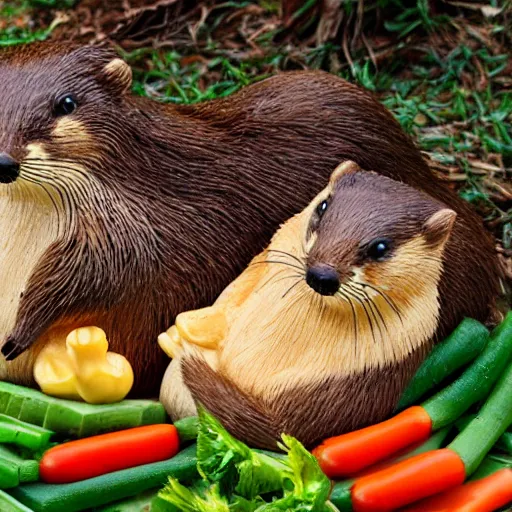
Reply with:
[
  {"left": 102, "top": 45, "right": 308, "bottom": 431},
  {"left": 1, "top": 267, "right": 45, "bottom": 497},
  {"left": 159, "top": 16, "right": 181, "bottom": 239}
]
[{"left": 160, "top": 161, "right": 462, "bottom": 450}]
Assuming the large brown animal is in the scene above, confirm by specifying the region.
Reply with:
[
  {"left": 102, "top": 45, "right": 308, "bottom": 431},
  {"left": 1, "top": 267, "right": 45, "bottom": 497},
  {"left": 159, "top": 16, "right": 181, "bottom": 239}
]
[{"left": 0, "top": 43, "right": 500, "bottom": 396}]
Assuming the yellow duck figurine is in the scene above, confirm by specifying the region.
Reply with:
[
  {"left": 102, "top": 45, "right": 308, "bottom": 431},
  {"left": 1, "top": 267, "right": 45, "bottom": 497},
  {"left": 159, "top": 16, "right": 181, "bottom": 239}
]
[{"left": 34, "top": 326, "right": 134, "bottom": 404}]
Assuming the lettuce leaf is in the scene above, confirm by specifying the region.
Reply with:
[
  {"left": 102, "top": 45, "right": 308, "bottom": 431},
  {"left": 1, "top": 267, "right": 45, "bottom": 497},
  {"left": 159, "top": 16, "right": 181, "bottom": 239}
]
[
  {"left": 179, "top": 408, "right": 336, "bottom": 511},
  {"left": 253, "top": 435, "right": 333, "bottom": 511},
  {"left": 197, "top": 406, "right": 289, "bottom": 498},
  {"left": 283, "top": 435, "right": 331, "bottom": 505},
  {"left": 158, "top": 480, "right": 230, "bottom": 512},
  {"left": 158, "top": 477, "right": 269, "bottom": 512}
]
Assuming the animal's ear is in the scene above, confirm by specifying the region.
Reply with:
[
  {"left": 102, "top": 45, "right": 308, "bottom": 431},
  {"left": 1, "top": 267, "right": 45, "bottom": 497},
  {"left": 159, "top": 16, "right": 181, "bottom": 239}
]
[
  {"left": 422, "top": 208, "right": 456, "bottom": 248},
  {"left": 102, "top": 58, "right": 132, "bottom": 95},
  {"left": 329, "top": 160, "right": 361, "bottom": 186}
]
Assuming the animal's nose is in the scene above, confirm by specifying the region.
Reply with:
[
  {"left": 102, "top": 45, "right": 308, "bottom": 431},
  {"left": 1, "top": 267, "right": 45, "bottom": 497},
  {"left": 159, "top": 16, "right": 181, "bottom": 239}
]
[
  {"left": 0, "top": 153, "right": 19, "bottom": 184},
  {"left": 306, "top": 265, "right": 340, "bottom": 296}
]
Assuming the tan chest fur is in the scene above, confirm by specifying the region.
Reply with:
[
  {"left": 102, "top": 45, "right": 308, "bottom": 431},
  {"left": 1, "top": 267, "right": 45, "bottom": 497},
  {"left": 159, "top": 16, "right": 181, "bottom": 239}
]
[
  {"left": 215, "top": 213, "right": 444, "bottom": 399},
  {"left": 0, "top": 150, "right": 63, "bottom": 379}
]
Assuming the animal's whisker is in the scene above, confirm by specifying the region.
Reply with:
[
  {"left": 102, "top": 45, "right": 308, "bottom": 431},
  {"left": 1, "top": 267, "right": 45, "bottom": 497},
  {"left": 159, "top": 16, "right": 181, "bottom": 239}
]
[
  {"left": 267, "top": 249, "right": 306, "bottom": 267},
  {"left": 347, "top": 283, "right": 387, "bottom": 336},
  {"left": 24, "top": 156, "right": 90, "bottom": 168},
  {"left": 23, "top": 165, "right": 91, "bottom": 205},
  {"left": 20, "top": 175, "right": 65, "bottom": 234},
  {"left": 23, "top": 176, "right": 86, "bottom": 216},
  {"left": 25, "top": 156, "right": 95, "bottom": 167},
  {"left": 347, "top": 281, "right": 384, "bottom": 322},
  {"left": 22, "top": 160, "right": 101, "bottom": 191},
  {"left": 254, "top": 271, "right": 303, "bottom": 295},
  {"left": 24, "top": 161, "right": 92, "bottom": 181},
  {"left": 335, "top": 289, "right": 358, "bottom": 346},
  {"left": 273, "top": 273, "right": 304, "bottom": 285},
  {"left": 356, "top": 282, "right": 403, "bottom": 323},
  {"left": 347, "top": 286, "right": 379, "bottom": 338},
  {"left": 343, "top": 286, "right": 376, "bottom": 343},
  {"left": 282, "top": 278, "right": 303, "bottom": 299},
  {"left": 250, "top": 260, "right": 305, "bottom": 272},
  {"left": 316, "top": 287, "right": 326, "bottom": 331}
]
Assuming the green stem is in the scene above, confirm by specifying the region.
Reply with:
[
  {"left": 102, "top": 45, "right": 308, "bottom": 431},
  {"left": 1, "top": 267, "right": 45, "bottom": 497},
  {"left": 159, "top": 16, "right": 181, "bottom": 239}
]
[
  {"left": 0, "top": 490, "right": 33, "bottom": 512},
  {"left": 496, "top": 431, "right": 512, "bottom": 454},
  {"left": 470, "top": 453, "right": 512, "bottom": 481},
  {"left": 174, "top": 417, "right": 198, "bottom": 443},
  {"left": 0, "top": 414, "right": 53, "bottom": 452},
  {"left": 0, "top": 445, "right": 39, "bottom": 489},
  {"left": 397, "top": 318, "right": 489, "bottom": 411},
  {"left": 423, "top": 311, "right": 512, "bottom": 430},
  {"left": 396, "top": 426, "right": 452, "bottom": 461},
  {"left": 449, "top": 360, "right": 512, "bottom": 476},
  {"left": 329, "top": 480, "right": 354, "bottom": 512},
  {"left": 457, "top": 416, "right": 512, "bottom": 455}
]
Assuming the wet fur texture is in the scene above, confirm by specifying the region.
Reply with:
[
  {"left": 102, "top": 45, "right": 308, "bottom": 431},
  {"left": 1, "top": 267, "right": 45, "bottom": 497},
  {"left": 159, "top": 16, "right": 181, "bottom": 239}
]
[
  {"left": 163, "top": 165, "right": 454, "bottom": 448},
  {"left": 0, "top": 43, "right": 501, "bottom": 396}
]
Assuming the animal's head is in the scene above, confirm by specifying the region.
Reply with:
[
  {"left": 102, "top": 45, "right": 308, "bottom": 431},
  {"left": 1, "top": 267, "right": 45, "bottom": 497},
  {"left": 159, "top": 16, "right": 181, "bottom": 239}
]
[
  {"left": 0, "top": 42, "right": 133, "bottom": 193},
  {"left": 0, "top": 44, "right": 161, "bottom": 365},
  {"left": 301, "top": 161, "right": 456, "bottom": 324}
]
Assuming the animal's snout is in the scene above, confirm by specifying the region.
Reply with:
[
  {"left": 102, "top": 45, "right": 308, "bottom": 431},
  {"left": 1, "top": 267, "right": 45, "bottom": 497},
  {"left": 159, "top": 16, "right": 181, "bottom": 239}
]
[
  {"left": 306, "top": 264, "right": 340, "bottom": 296},
  {"left": 0, "top": 153, "right": 19, "bottom": 184}
]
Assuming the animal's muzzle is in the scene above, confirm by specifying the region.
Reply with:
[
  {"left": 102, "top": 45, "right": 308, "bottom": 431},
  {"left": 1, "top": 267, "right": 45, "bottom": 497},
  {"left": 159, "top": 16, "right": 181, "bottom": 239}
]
[
  {"left": 306, "top": 265, "right": 340, "bottom": 296},
  {"left": 0, "top": 153, "right": 20, "bottom": 184}
]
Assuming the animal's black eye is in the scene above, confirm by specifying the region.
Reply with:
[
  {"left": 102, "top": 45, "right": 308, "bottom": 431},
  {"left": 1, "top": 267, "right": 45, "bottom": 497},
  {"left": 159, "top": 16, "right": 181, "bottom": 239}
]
[
  {"left": 54, "top": 94, "right": 78, "bottom": 117},
  {"left": 316, "top": 200, "right": 329, "bottom": 219},
  {"left": 366, "top": 238, "right": 392, "bottom": 261}
]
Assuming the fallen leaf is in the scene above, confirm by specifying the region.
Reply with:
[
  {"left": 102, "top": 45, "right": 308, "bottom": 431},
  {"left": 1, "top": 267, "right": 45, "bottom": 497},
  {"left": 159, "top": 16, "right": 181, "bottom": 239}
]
[{"left": 481, "top": 6, "right": 502, "bottom": 17}]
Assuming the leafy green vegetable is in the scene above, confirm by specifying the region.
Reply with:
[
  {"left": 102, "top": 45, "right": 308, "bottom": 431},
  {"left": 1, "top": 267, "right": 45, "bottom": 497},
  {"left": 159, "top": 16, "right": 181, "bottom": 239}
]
[
  {"left": 197, "top": 406, "right": 288, "bottom": 498},
  {"left": 159, "top": 481, "right": 230, "bottom": 512},
  {"left": 159, "top": 408, "right": 334, "bottom": 511},
  {"left": 255, "top": 435, "right": 333, "bottom": 511}
]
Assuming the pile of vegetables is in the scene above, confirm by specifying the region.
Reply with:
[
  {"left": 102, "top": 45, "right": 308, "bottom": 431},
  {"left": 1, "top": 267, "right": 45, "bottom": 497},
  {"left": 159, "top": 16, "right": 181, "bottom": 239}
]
[
  {"left": 157, "top": 407, "right": 335, "bottom": 511},
  {"left": 0, "top": 382, "right": 198, "bottom": 511},
  {"left": 0, "top": 313, "right": 509, "bottom": 511},
  {"left": 316, "top": 312, "right": 512, "bottom": 511}
]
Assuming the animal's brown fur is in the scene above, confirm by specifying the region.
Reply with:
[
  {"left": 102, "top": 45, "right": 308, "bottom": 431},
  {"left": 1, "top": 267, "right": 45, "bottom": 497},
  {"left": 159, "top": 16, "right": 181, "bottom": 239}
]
[
  {"left": 0, "top": 42, "right": 501, "bottom": 396},
  {"left": 182, "top": 348, "right": 427, "bottom": 450},
  {"left": 165, "top": 165, "right": 455, "bottom": 448}
]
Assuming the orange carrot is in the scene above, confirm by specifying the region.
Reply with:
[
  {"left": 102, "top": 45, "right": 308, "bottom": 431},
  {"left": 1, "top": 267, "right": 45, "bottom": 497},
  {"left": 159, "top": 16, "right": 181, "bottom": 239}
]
[
  {"left": 400, "top": 468, "right": 512, "bottom": 512},
  {"left": 312, "top": 406, "right": 432, "bottom": 478},
  {"left": 351, "top": 426, "right": 451, "bottom": 478},
  {"left": 39, "top": 424, "right": 180, "bottom": 483},
  {"left": 351, "top": 449, "right": 466, "bottom": 512}
]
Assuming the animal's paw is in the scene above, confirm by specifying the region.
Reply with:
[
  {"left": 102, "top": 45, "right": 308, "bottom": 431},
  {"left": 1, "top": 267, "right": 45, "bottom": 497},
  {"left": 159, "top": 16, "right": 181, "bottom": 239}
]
[
  {"left": 1, "top": 335, "right": 28, "bottom": 361},
  {"left": 158, "top": 326, "right": 183, "bottom": 359},
  {"left": 158, "top": 306, "right": 227, "bottom": 358}
]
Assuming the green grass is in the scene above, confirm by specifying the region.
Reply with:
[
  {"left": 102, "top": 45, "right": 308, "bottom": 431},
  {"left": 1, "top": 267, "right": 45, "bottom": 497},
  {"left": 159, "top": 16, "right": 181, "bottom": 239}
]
[
  {"left": 125, "top": 49, "right": 271, "bottom": 104},
  {"left": 0, "top": 0, "right": 58, "bottom": 46},
  {"left": 1, "top": 0, "right": 510, "bottom": 249}
]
